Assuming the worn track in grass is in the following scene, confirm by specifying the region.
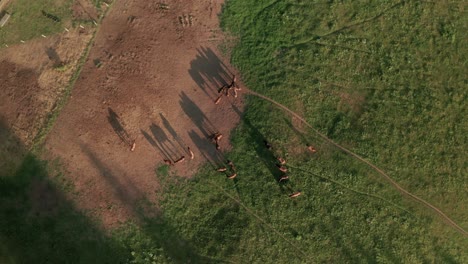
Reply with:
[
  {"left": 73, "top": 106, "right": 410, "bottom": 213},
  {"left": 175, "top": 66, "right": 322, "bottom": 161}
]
[{"left": 244, "top": 88, "right": 467, "bottom": 236}]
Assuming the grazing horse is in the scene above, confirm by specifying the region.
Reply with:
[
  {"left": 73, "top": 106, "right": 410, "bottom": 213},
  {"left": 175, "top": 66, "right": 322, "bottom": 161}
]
[
  {"left": 227, "top": 160, "right": 236, "bottom": 171},
  {"left": 174, "top": 156, "right": 185, "bottom": 164},
  {"left": 217, "top": 167, "right": 227, "bottom": 172},
  {"left": 215, "top": 75, "right": 240, "bottom": 102},
  {"left": 276, "top": 164, "right": 288, "bottom": 173},
  {"left": 211, "top": 133, "right": 223, "bottom": 150},
  {"left": 307, "top": 144, "right": 317, "bottom": 153},
  {"left": 214, "top": 95, "right": 222, "bottom": 104},
  {"left": 188, "top": 147, "right": 195, "bottom": 160},
  {"left": 277, "top": 157, "right": 286, "bottom": 165},
  {"left": 279, "top": 175, "right": 289, "bottom": 182},
  {"left": 289, "top": 192, "right": 301, "bottom": 198}
]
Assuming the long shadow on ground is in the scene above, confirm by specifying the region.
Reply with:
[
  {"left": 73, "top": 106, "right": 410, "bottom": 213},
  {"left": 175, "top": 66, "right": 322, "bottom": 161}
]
[
  {"left": 107, "top": 107, "right": 132, "bottom": 147},
  {"left": 0, "top": 115, "right": 219, "bottom": 263},
  {"left": 179, "top": 91, "right": 218, "bottom": 138},
  {"left": 79, "top": 142, "right": 219, "bottom": 263},
  {"left": 0, "top": 118, "right": 125, "bottom": 264},
  {"left": 230, "top": 105, "right": 293, "bottom": 192},
  {"left": 188, "top": 47, "right": 233, "bottom": 100}
]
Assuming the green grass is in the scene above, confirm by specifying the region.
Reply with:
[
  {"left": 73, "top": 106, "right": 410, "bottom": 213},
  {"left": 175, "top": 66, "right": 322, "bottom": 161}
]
[
  {"left": 220, "top": 0, "right": 467, "bottom": 226},
  {"left": 0, "top": 0, "right": 75, "bottom": 45}
]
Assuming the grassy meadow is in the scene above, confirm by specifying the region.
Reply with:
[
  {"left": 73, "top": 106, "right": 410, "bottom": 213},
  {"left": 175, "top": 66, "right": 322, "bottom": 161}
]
[
  {"left": 1, "top": 0, "right": 466, "bottom": 263},
  {"left": 0, "top": 0, "right": 74, "bottom": 45}
]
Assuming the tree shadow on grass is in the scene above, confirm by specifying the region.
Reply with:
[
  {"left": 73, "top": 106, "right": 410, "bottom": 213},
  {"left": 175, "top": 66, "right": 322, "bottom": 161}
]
[
  {"left": 0, "top": 118, "right": 125, "bottom": 264},
  {"left": 188, "top": 47, "right": 233, "bottom": 100},
  {"left": 0, "top": 114, "right": 222, "bottom": 263},
  {"left": 230, "top": 105, "right": 286, "bottom": 186}
]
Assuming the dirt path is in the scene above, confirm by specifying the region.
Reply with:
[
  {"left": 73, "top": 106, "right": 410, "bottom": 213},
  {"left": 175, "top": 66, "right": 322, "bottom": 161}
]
[
  {"left": 245, "top": 88, "right": 468, "bottom": 236},
  {"left": 44, "top": 0, "right": 244, "bottom": 227}
]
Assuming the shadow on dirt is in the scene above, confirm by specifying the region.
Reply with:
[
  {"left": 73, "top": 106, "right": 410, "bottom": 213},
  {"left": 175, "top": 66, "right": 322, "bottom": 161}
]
[
  {"left": 179, "top": 91, "right": 217, "bottom": 138},
  {"left": 141, "top": 121, "right": 185, "bottom": 162},
  {"left": 188, "top": 130, "right": 225, "bottom": 169},
  {"left": 107, "top": 107, "right": 133, "bottom": 147},
  {"left": 45, "top": 47, "right": 63, "bottom": 68},
  {"left": 179, "top": 91, "right": 228, "bottom": 167},
  {"left": 142, "top": 127, "right": 172, "bottom": 161},
  {"left": 79, "top": 142, "right": 218, "bottom": 264},
  {"left": 0, "top": 117, "right": 126, "bottom": 263},
  {"left": 0, "top": 114, "right": 220, "bottom": 263},
  {"left": 188, "top": 47, "right": 233, "bottom": 100},
  {"left": 160, "top": 113, "right": 188, "bottom": 155},
  {"left": 150, "top": 123, "right": 182, "bottom": 160},
  {"left": 79, "top": 143, "right": 144, "bottom": 215}
]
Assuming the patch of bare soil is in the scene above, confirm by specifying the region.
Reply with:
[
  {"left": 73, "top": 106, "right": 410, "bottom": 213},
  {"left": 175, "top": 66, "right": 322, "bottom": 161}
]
[
  {"left": 338, "top": 91, "right": 365, "bottom": 117},
  {"left": 72, "top": 0, "right": 100, "bottom": 21},
  {"left": 0, "top": 27, "right": 93, "bottom": 148},
  {"left": 44, "top": 0, "right": 245, "bottom": 227}
]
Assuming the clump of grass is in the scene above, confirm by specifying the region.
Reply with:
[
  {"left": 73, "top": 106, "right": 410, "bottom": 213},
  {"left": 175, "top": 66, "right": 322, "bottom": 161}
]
[
  {"left": 54, "top": 63, "right": 70, "bottom": 72},
  {"left": 156, "top": 164, "right": 170, "bottom": 178}
]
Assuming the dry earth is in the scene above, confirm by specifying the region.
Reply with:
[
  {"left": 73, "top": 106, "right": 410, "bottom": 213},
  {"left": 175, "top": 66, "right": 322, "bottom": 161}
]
[
  {"left": 0, "top": 27, "right": 94, "bottom": 172},
  {"left": 44, "top": 0, "right": 244, "bottom": 227}
]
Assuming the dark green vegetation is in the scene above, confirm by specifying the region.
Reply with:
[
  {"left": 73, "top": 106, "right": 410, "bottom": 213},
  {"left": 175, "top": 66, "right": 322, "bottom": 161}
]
[
  {"left": 0, "top": 0, "right": 74, "bottom": 45},
  {"left": 1, "top": 0, "right": 466, "bottom": 263}
]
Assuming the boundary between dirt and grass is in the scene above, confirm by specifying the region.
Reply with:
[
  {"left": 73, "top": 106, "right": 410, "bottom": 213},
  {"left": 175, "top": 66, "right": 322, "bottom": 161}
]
[
  {"left": 31, "top": 1, "right": 116, "bottom": 152},
  {"left": 244, "top": 88, "right": 468, "bottom": 237}
]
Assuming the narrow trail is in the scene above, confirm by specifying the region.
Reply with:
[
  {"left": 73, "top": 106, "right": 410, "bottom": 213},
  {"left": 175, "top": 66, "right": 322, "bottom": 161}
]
[
  {"left": 287, "top": 165, "right": 413, "bottom": 215},
  {"left": 244, "top": 88, "right": 467, "bottom": 236}
]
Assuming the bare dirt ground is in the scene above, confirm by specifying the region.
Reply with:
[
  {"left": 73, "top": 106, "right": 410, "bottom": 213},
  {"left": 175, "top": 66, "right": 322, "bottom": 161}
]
[
  {"left": 44, "top": 0, "right": 244, "bottom": 227},
  {"left": 0, "top": 28, "right": 93, "bottom": 174}
]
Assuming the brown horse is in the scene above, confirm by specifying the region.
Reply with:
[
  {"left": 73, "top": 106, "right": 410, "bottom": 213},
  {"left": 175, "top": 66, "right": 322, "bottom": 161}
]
[
  {"left": 188, "top": 147, "right": 195, "bottom": 160},
  {"left": 174, "top": 156, "right": 185, "bottom": 164},
  {"left": 277, "top": 157, "right": 286, "bottom": 165},
  {"left": 289, "top": 192, "right": 301, "bottom": 198},
  {"left": 217, "top": 167, "right": 227, "bottom": 172},
  {"left": 279, "top": 175, "right": 289, "bottom": 182}
]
